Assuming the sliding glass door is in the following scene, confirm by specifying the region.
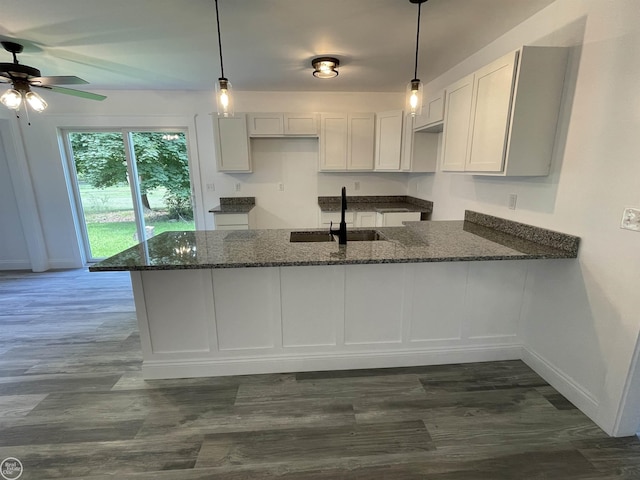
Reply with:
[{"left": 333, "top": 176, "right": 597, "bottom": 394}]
[{"left": 64, "top": 129, "right": 196, "bottom": 262}]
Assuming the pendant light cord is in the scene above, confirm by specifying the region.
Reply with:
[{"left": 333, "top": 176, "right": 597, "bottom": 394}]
[
  {"left": 413, "top": 1, "right": 422, "bottom": 80},
  {"left": 215, "top": 0, "right": 225, "bottom": 79}
]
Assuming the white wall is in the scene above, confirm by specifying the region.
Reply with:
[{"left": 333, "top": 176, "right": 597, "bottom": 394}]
[
  {"left": 0, "top": 124, "right": 30, "bottom": 270},
  {"left": 409, "top": 0, "right": 640, "bottom": 436}
]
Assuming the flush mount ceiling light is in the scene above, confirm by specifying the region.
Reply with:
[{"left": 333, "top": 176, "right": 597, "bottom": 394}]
[
  {"left": 407, "top": 0, "right": 428, "bottom": 117},
  {"left": 214, "top": 0, "right": 234, "bottom": 117},
  {"left": 312, "top": 57, "right": 339, "bottom": 79}
]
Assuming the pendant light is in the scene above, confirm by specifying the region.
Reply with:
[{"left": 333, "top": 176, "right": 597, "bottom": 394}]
[
  {"left": 214, "top": 0, "right": 234, "bottom": 117},
  {"left": 406, "top": 0, "right": 428, "bottom": 117}
]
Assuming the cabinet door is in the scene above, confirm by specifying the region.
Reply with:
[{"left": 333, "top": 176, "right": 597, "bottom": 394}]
[
  {"left": 247, "top": 113, "right": 284, "bottom": 136},
  {"left": 441, "top": 74, "right": 474, "bottom": 172},
  {"left": 284, "top": 114, "right": 319, "bottom": 136},
  {"left": 356, "top": 212, "right": 377, "bottom": 228},
  {"left": 347, "top": 113, "right": 374, "bottom": 171},
  {"left": 380, "top": 211, "right": 421, "bottom": 227},
  {"left": 374, "top": 110, "right": 403, "bottom": 171},
  {"left": 214, "top": 115, "right": 252, "bottom": 172},
  {"left": 466, "top": 50, "right": 518, "bottom": 172},
  {"left": 400, "top": 114, "right": 414, "bottom": 171},
  {"left": 319, "top": 114, "right": 348, "bottom": 171},
  {"left": 414, "top": 90, "right": 445, "bottom": 130}
]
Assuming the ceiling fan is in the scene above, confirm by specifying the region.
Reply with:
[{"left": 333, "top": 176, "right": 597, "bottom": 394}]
[{"left": 0, "top": 40, "right": 106, "bottom": 112}]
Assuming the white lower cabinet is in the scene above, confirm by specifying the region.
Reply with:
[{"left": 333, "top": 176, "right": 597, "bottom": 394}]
[
  {"left": 319, "top": 211, "right": 355, "bottom": 228},
  {"left": 355, "top": 212, "right": 377, "bottom": 228},
  {"left": 319, "top": 211, "right": 377, "bottom": 228},
  {"left": 376, "top": 211, "right": 421, "bottom": 227},
  {"left": 213, "top": 211, "right": 256, "bottom": 230}
]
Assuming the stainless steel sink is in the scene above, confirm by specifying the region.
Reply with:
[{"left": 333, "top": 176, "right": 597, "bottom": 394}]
[
  {"left": 346, "top": 230, "right": 386, "bottom": 241},
  {"left": 290, "top": 231, "right": 333, "bottom": 242},
  {"left": 290, "top": 230, "right": 386, "bottom": 243}
]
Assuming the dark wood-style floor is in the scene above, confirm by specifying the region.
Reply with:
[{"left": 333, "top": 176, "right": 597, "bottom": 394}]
[{"left": 1, "top": 268, "right": 640, "bottom": 479}]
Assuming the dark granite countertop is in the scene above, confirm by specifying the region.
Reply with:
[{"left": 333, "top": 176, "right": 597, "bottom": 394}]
[
  {"left": 90, "top": 211, "right": 579, "bottom": 272},
  {"left": 209, "top": 197, "right": 256, "bottom": 214},
  {"left": 318, "top": 195, "right": 433, "bottom": 215}
]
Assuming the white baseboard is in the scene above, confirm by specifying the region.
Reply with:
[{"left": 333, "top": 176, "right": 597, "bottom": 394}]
[
  {"left": 521, "top": 346, "right": 599, "bottom": 420},
  {"left": 48, "top": 258, "right": 82, "bottom": 269},
  {"left": 141, "top": 344, "right": 522, "bottom": 379},
  {"left": 0, "top": 259, "right": 31, "bottom": 270}
]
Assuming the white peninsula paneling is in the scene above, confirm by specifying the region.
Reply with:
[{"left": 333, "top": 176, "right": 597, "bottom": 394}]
[
  {"left": 280, "top": 265, "right": 344, "bottom": 347},
  {"left": 464, "top": 260, "right": 527, "bottom": 339},
  {"left": 409, "top": 262, "right": 468, "bottom": 342},
  {"left": 137, "top": 270, "right": 212, "bottom": 354},
  {"left": 344, "top": 264, "right": 407, "bottom": 345},
  {"left": 212, "top": 267, "right": 281, "bottom": 351}
]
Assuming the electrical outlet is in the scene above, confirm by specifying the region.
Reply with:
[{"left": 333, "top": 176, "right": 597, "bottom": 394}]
[
  {"left": 206, "top": 183, "right": 215, "bottom": 191},
  {"left": 235, "top": 183, "right": 241, "bottom": 192},
  {"left": 621, "top": 207, "right": 640, "bottom": 232},
  {"left": 354, "top": 181, "right": 360, "bottom": 191},
  {"left": 278, "top": 182, "right": 284, "bottom": 191},
  {"left": 508, "top": 194, "right": 517, "bottom": 210}
]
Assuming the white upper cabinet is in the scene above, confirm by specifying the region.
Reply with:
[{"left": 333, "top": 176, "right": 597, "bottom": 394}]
[
  {"left": 284, "top": 114, "right": 319, "bottom": 136},
  {"left": 247, "top": 113, "right": 319, "bottom": 137},
  {"left": 213, "top": 114, "right": 252, "bottom": 172},
  {"left": 441, "top": 74, "right": 474, "bottom": 172},
  {"left": 347, "top": 113, "right": 375, "bottom": 171},
  {"left": 247, "top": 113, "right": 284, "bottom": 136},
  {"left": 441, "top": 46, "right": 568, "bottom": 176},
  {"left": 466, "top": 51, "right": 518, "bottom": 172},
  {"left": 414, "top": 90, "right": 445, "bottom": 131},
  {"left": 319, "top": 113, "right": 348, "bottom": 171},
  {"left": 374, "top": 110, "right": 403, "bottom": 171},
  {"left": 319, "top": 113, "right": 375, "bottom": 171}
]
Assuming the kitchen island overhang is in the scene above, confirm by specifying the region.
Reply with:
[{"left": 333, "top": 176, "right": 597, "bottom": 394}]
[{"left": 90, "top": 211, "right": 579, "bottom": 380}]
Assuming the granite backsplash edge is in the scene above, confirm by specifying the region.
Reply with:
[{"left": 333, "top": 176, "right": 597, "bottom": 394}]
[{"left": 464, "top": 210, "right": 580, "bottom": 255}]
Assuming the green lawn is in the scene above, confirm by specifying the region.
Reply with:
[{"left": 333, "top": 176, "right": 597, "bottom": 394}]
[
  {"left": 78, "top": 182, "right": 195, "bottom": 259},
  {"left": 87, "top": 220, "right": 195, "bottom": 259}
]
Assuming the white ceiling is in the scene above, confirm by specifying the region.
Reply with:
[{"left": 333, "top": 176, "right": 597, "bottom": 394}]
[{"left": 0, "top": 0, "right": 555, "bottom": 93}]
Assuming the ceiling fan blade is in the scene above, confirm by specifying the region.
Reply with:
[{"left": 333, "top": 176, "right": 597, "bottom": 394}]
[
  {"left": 36, "top": 85, "right": 106, "bottom": 101},
  {"left": 31, "top": 76, "right": 88, "bottom": 86}
]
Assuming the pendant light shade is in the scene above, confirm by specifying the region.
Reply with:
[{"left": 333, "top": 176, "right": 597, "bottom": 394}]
[
  {"left": 215, "top": 77, "right": 233, "bottom": 117},
  {"left": 214, "top": 0, "right": 234, "bottom": 117},
  {"left": 406, "top": 0, "right": 428, "bottom": 117},
  {"left": 0, "top": 88, "right": 22, "bottom": 110}
]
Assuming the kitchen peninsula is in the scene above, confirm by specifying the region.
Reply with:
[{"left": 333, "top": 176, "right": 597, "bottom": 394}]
[{"left": 91, "top": 211, "right": 579, "bottom": 379}]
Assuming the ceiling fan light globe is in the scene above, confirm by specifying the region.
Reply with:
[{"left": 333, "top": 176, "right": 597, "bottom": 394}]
[
  {"left": 25, "top": 91, "right": 47, "bottom": 112},
  {"left": 1, "top": 88, "right": 22, "bottom": 110}
]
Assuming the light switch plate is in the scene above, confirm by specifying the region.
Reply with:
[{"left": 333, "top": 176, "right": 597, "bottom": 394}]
[
  {"left": 621, "top": 207, "right": 640, "bottom": 232},
  {"left": 508, "top": 194, "right": 517, "bottom": 210}
]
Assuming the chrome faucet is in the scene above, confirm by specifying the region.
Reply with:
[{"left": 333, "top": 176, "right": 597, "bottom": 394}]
[{"left": 329, "top": 186, "right": 348, "bottom": 245}]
